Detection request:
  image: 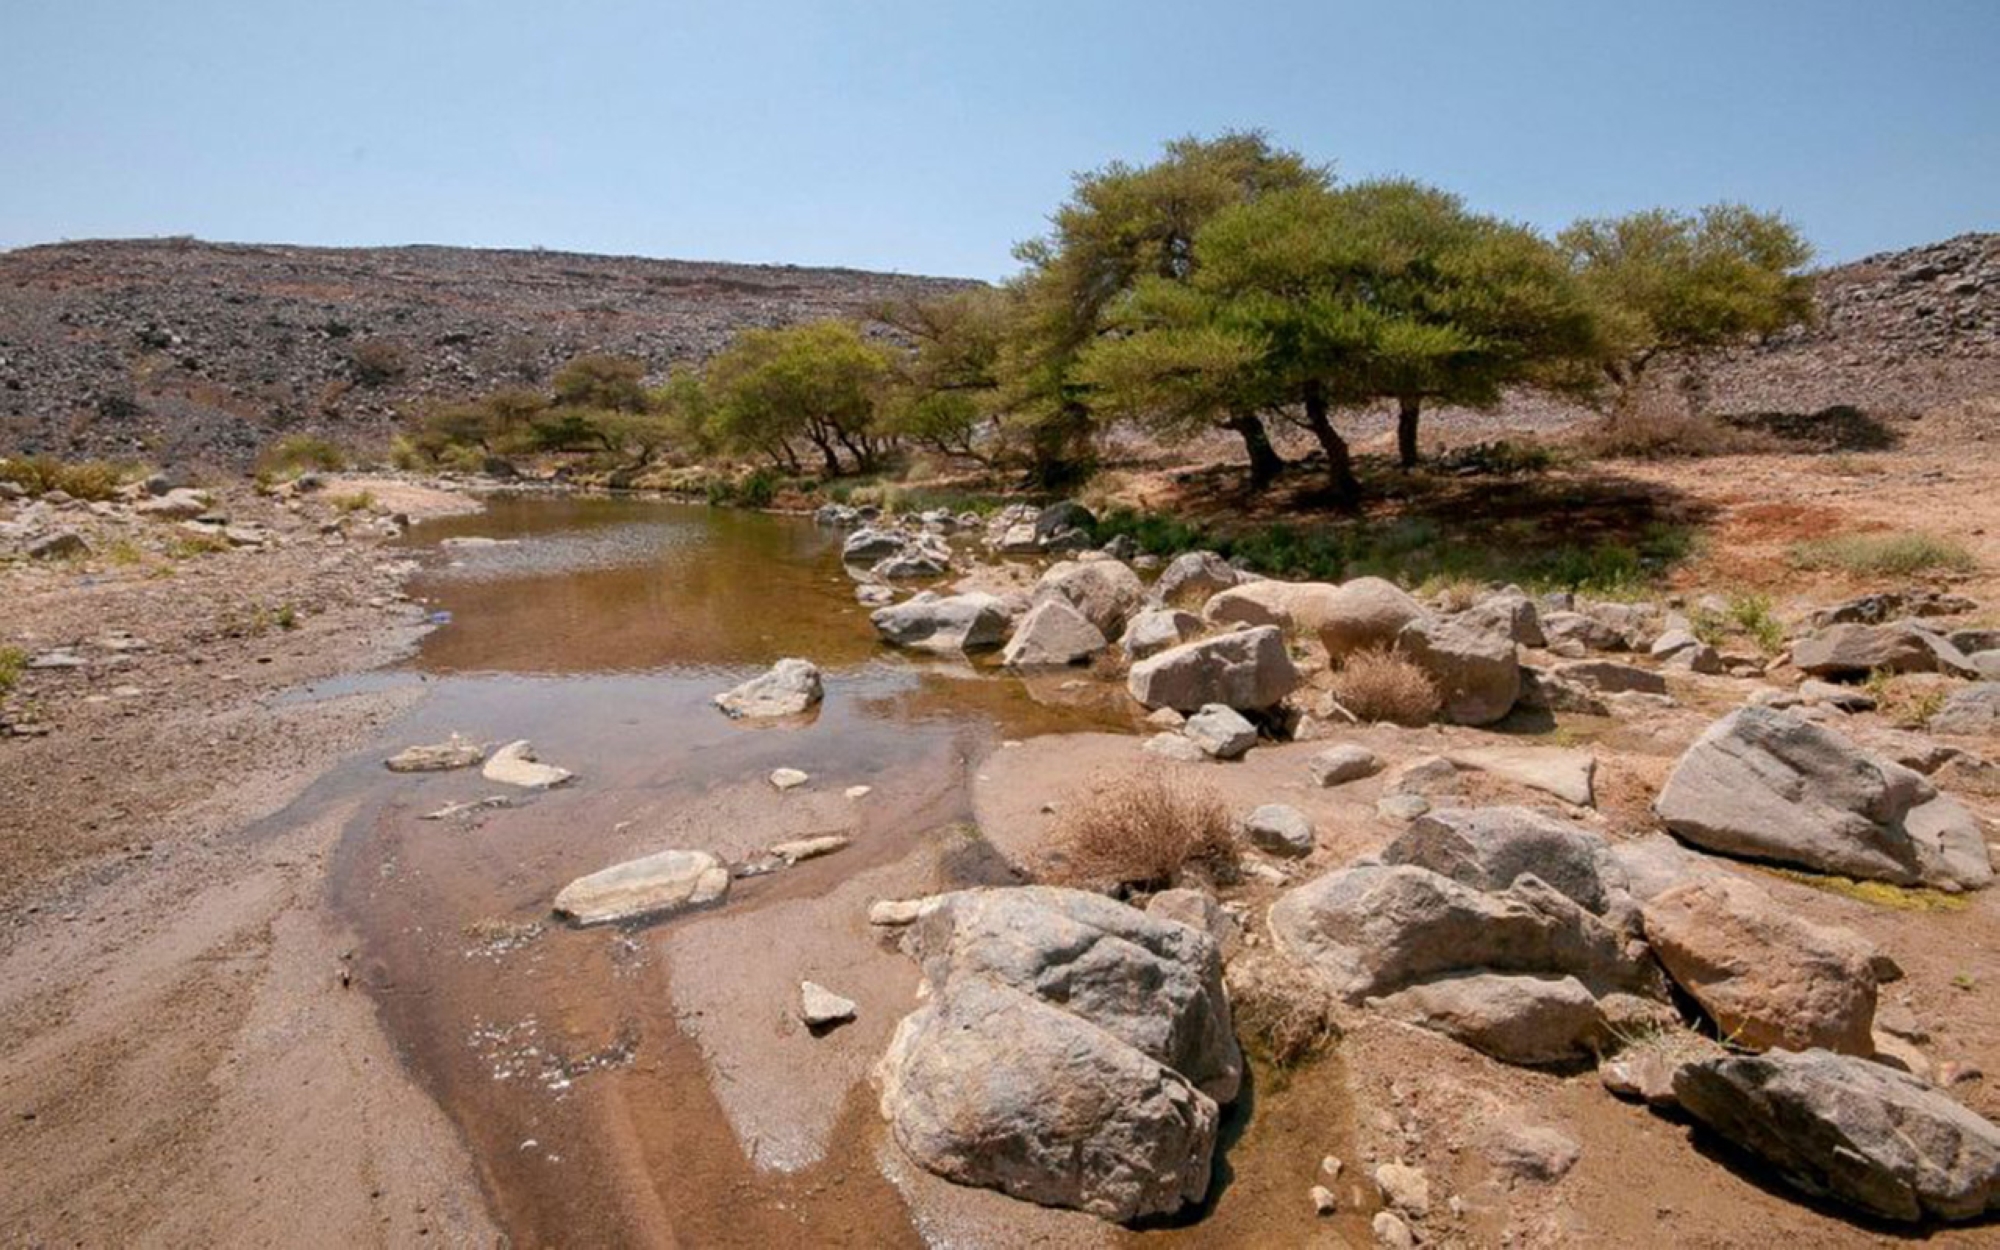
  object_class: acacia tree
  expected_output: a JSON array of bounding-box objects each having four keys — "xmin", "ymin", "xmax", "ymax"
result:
[
  {"xmin": 1001, "ymin": 131, "xmax": 1329, "ymax": 486},
  {"xmin": 875, "ymin": 285, "xmax": 1009, "ymax": 465},
  {"xmin": 1560, "ymin": 204, "xmax": 1813, "ymax": 415},
  {"xmin": 703, "ymin": 321, "xmax": 892, "ymax": 476}
]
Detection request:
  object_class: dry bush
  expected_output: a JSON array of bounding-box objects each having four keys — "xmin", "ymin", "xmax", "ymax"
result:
[
  {"xmin": 1329, "ymin": 647, "xmax": 1441, "ymax": 726},
  {"xmin": 1227, "ymin": 952, "xmax": 1342, "ymax": 1068},
  {"xmin": 1574, "ymin": 410, "xmax": 1777, "ymax": 460},
  {"xmin": 1040, "ymin": 769, "xmax": 1237, "ymax": 892}
]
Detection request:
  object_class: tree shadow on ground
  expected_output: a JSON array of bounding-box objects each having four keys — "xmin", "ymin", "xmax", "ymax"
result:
[
  {"xmin": 1126, "ymin": 450, "xmax": 1723, "ymax": 591},
  {"xmin": 1721, "ymin": 404, "xmax": 1904, "ymax": 452}
]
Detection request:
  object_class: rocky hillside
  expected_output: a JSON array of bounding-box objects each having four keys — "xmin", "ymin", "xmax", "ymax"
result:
[
  {"xmin": 1696, "ymin": 231, "xmax": 2000, "ymax": 422},
  {"xmin": 0, "ymin": 238, "xmax": 975, "ymax": 467}
]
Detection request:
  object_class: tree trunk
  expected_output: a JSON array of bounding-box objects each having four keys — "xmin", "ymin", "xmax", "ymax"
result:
[
  {"xmin": 1301, "ymin": 381, "xmax": 1360, "ymax": 510},
  {"xmin": 1224, "ymin": 414, "xmax": 1285, "ymax": 490},
  {"xmin": 805, "ymin": 421, "xmax": 842, "ymax": 477},
  {"xmin": 1397, "ymin": 394, "xmax": 1421, "ymax": 470}
]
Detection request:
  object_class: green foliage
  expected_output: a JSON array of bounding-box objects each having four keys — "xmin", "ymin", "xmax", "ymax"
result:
[
  {"xmin": 1562, "ymin": 204, "xmax": 1813, "ymax": 405},
  {"xmin": 330, "ymin": 490, "xmax": 376, "ymax": 514},
  {"xmin": 1788, "ymin": 532, "xmax": 1975, "ymax": 576},
  {"xmin": 552, "ymin": 354, "xmax": 648, "ymax": 412},
  {"xmin": 1694, "ymin": 593, "xmax": 1786, "ymax": 654},
  {"xmin": 256, "ymin": 434, "xmax": 347, "ymax": 480},
  {"xmin": 703, "ymin": 320, "xmax": 892, "ymax": 476},
  {"xmin": 876, "ymin": 286, "xmax": 1010, "ymax": 464},
  {"xmin": 0, "ymin": 645, "xmax": 25, "ymax": 695},
  {"xmin": 1091, "ymin": 506, "xmax": 1692, "ymax": 594},
  {"xmin": 0, "ymin": 455, "xmax": 129, "ymax": 501}
]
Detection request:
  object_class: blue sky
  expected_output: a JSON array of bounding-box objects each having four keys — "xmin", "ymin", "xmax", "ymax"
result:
[{"xmin": 2, "ymin": 1, "xmax": 1994, "ymax": 278}]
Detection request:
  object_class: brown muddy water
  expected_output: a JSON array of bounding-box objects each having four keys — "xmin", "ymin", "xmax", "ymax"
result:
[{"xmin": 269, "ymin": 497, "xmax": 1356, "ymax": 1248}]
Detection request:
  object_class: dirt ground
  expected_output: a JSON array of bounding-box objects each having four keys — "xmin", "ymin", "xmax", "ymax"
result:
[{"xmin": 4, "ymin": 436, "xmax": 2000, "ymax": 1245}]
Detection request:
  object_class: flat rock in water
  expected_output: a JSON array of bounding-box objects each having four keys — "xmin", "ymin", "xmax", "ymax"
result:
[
  {"xmin": 482, "ymin": 740, "xmax": 573, "ymax": 789},
  {"xmin": 1000, "ymin": 597, "xmax": 1106, "ymax": 668},
  {"xmin": 1447, "ymin": 746, "xmax": 1596, "ymax": 807},
  {"xmin": 385, "ymin": 734, "xmax": 486, "ymax": 773},
  {"xmin": 714, "ymin": 658, "xmax": 824, "ymax": 719},
  {"xmin": 800, "ymin": 980, "xmax": 858, "ymax": 1029},
  {"xmin": 554, "ymin": 848, "xmax": 730, "ymax": 926},
  {"xmin": 770, "ymin": 834, "xmax": 849, "ymax": 862},
  {"xmin": 769, "ymin": 768, "xmax": 810, "ymax": 791}
]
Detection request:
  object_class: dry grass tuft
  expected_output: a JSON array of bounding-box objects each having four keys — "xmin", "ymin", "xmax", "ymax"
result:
[
  {"xmin": 1227, "ymin": 952, "xmax": 1342, "ymax": 1069},
  {"xmin": 1789, "ymin": 531, "xmax": 1975, "ymax": 577},
  {"xmin": 1040, "ymin": 769, "xmax": 1237, "ymax": 892},
  {"xmin": 1575, "ymin": 411, "xmax": 1778, "ymax": 460},
  {"xmin": 1329, "ymin": 647, "xmax": 1441, "ymax": 726}
]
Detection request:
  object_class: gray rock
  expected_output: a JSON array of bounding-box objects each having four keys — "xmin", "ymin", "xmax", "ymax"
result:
[
  {"xmin": 871, "ymin": 592, "xmax": 1011, "ymax": 654},
  {"xmin": 1655, "ymin": 706, "xmax": 1993, "ymax": 890},
  {"xmin": 1127, "ymin": 625, "xmax": 1300, "ymax": 713},
  {"xmin": 1143, "ymin": 733, "xmax": 1209, "ymax": 763},
  {"xmin": 1553, "ymin": 659, "xmax": 1667, "ymax": 695},
  {"xmin": 1466, "ymin": 585, "xmax": 1546, "ymax": 648},
  {"xmin": 1372, "ymin": 972, "xmax": 1606, "ymax": 1065},
  {"xmin": 482, "ymin": 740, "xmax": 573, "ymax": 789},
  {"xmin": 1374, "ymin": 1161, "xmax": 1432, "ymax": 1217},
  {"xmin": 1244, "ymin": 804, "xmax": 1314, "ymax": 857},
  {"xmin": 1317, "ymin": 577, "xmax": 1425, "ymax": 660},
  {"xmin": 135, "ymin": 487, "xmax": 209, "ymax": 520},
  {"xmin": 1516, "ymin": 666, "xmax": 1611, "ymax": 716},
  {"xmin": 1119, "ymin": 608, "xmax": 1202, "ymax": 660},
  {"xmin": 1033, "ymin": 500, "xmax": 1096, "ymax": 543},
  {"xmin": 1793, "ymin": 622, "xmax": 1976, "ymax": 679},
  {"xmin": 1541, "ymin": 609, "xmax": 1629, "ymax": 652},
  {"xmin": 1674, "ymin": 1049, "xmax": 2000, "ymax": 1223},
  {"xmin": 1269, "ymin": 863, "xmax": 1657, "ymax": 1003},
  {"xmin": 27, "ymin": 531, "xmax": 88, "ymax": 560},
  {"xmin": 1483, "ymin": 1123, "xmax": 1582, "ymax": 1182},
  {"xmin": 1445, "ymin": 746, "xmax": 1596, "ymax": 807},
  {"xmin": 1810, "ymin": 590, "xmax": 1977, "ymax": 630},
  {"xmin": 841, "ymin": 527, "xmax": 908, "ymax": 565},
  {"xmin": 384, "ymin": 734, "xmax": 486, "ymax": 772},
  {"xmin": 554, "ymin": 848, "xmax": 730, "ymax": 925},
  {"xmin": 1931, "ymin": 682, "xmax": 2000, "ymax": 735},
  {"xmin": 1148, "ymin": 551, "xmax": 1248, "ymax": 608},
  {"xmin": 1184, "ymin": 704, "xmax": 1258, "ymax": 759},
  {"xmin": 1034, "ymin": 559, "xmax": 1146, "ymax": 637},
  {"xmin": 1383, "ymin": 806, "xmax": 1626, "ymax": 916},
  {"xmin": 1653, "ymin": 629, "xmax": 1724, "ymax": 673},
  {"xmin": 800, "ymin": 981, "xmax": 858, "ymax": 1029},
  {"xmin": 1309, "ymin": 744, "xmax": 1383, "ymax": 787},
  {"xmin": 877, "ymin": 887, "xmax": 1240, "ymax": 1221},
  {"xmin": 1001, "ymin": 598, "xmax": 1107, "ymax": 668},
  {"xmin": 713, "ymin": 658, "xmax": 824, "ymax": 719},
  {"xmin": 1395, "ymin": 613, "xmax": 1520, "ymax": 726},
  {"xmin": 1799, "ymin": 678, "xmax": 1876, "ymax": 712},
  {"xmin": 1144, "ymin": 888, "xmax": 1240, "ymax": 953},
  {"xmin": 1203, "ymin": 580, "xmax": 1340, "ymax": 633},
  {"xmin": 1642, "ymin": 874, "xmax": 1877, "ymax": 1054}
]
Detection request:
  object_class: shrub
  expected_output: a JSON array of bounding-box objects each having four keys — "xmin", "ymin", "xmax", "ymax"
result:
[
  {"xmin": 1574, "ymin": 410, "xmax": 1776, "ymax": 460},
  {"xmin": 256, "ymin": 434, "xmax": 347, "ymax": 481},
  {"xmin": 736, "ymin": 468, "xmax": 780, "ymax": 509},
  {"xmin": 1789, "ymin": 532, "xmax": 1975, "ymax": 577},
  {"xmin": 0, "ymin": 645, "xmax": 24, "ymax": 695},
  {"xmin": 349, "ymin": 338, "xmax": 411, "ymax": 387},
  {"xmin": 0, "ymin": 455, "xmax": 128, "ymax": 501},
  {"xmin": 1864, "ymin": 670, "xmax": 1952, "ymax": 729},
  {"xmin": 388, "ymin": 435, "xmax": 426, "ymax": 471},
  {"xmin": 1040, "ymin": 770, "xmax": 1238, "ymax": 892},
  {"xmin": 1328, "ymin": 647, "xmax": 1441, "ymax": 725},
  {"xmin": 1227, "ymin": 953, "xmax": 1342, "ymax": 1068},
  {"xmin": 1728, "ymin": 593, "xmax": 1785, "ymax": 653},
  {"xmin": 330, "ymin": 491, "xmax": 376, "ymax": 514}
]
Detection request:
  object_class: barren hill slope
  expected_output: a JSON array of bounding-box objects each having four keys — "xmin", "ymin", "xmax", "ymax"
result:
[{"xmin": 0, "ymin": 238, "xmax": 976, "ymax": 467}]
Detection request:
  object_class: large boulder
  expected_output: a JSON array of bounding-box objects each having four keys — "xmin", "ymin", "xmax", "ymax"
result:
[
  {"xmin": 878, "ymin": 977, "xmax": 1218, "ymax": 1223},
  {"xmin": 713, "ymin": 658, "xmax": 824, "ymax": 719},
  {"xmin": 1000, "ymin": 598, "xmax": 1106, "ymax": 669},
  {"xmin": 1394, "ymin": 614, "xmax": 1521, "ymax": 726},
  {"xmin": 1033, "ymin": 500, "xmax": 1096, "ymax": 544},
  {"xmin": 1382, "ymin": 807, "xmax": 1626, "ymax": 917},
  {"xmin": 1148, "ymin": 551, "xmax": 1249, "ymax": 609},
  {"xmin": 1315, "ymin": 577, "xmax": 1425, "ymax": 660},
  {"xmin": 1462, "ymin": 587, "xmax": 1546, "ymax": 648},
  {"xmin": 1034, "ymin": 559, "xmax": 1147, "ymax": 637},
  {"xmin": 877, "ymin": 887, "xmax": 1240, "ymax": 1222},
  {"xmin": 1792, "ymin": 622, "xmax": 1977, "ymax": 680},
  {"xmin": 1674, "ymin": 1049, "xmax": 2000, "ymax": 1223},
  {"xmin": 1119, "ymin": 608, "xmax": 1202, "ymax": 660},
  {"xmin": 871, "ymin": 592, "xmax": 1011, "ymax": 655},
  {"xmin": 1127, "ymin": 625, "xmax": 1300, "ymax": 713},
  {"xmin": 1371, "ymin": 973, "xmax": 1607, "ymax": 1066},
  {"xmin": 1641, "ymin": 875, "xmax": 1878, "ymax": 1054},
  {"xmin": 842, "ymin": 527, "xmax": 909, "ymax": 566},
  {"xmin": 1202, "ymin": 580, "xmax": 1341, "ymax": 634},
  {"xmin": 1268, "ymin": 863, "xmax": 1656, "ymax": 1004},
  {"xmin": 1655, "ymin": 706, "xmax": 1993, "ymax": 890}
]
